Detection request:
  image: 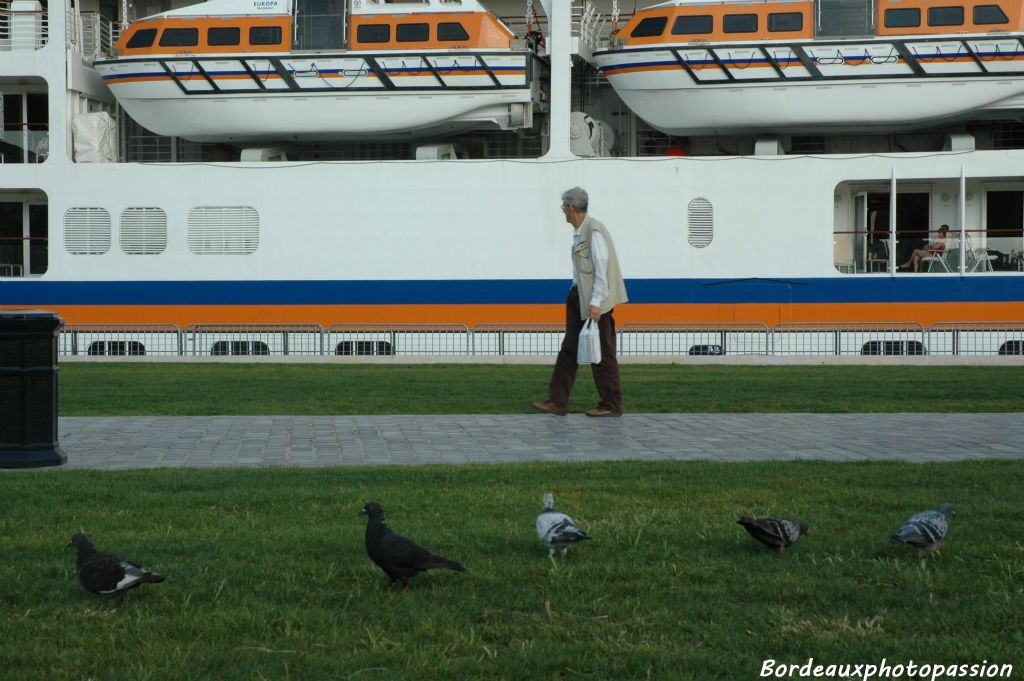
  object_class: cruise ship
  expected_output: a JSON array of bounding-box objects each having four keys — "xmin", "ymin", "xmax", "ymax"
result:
[{"xmin": 1, "ymin": 0, "xmax": 1023, "ymax": 356}]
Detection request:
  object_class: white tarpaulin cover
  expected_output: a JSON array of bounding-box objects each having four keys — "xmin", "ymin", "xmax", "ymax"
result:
[{"xmin": 72, "ymin": 112, "xmax": 117, "ymax": 163}]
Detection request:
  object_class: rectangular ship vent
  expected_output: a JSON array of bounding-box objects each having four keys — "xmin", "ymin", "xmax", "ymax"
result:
[
  {"xmin": 64, "ymin": 208, "xmax": 112, "ymax": 255},
  {"xmin": 187, "ymin": 207, "xmax": 259, "ymax": 255},
  {"xmin": 120, "ymin": 207, "xmax": 168, "ymax": 255}
]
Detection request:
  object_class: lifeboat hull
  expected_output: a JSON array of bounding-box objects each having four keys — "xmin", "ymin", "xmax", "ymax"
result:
[
  {"xmin": 595, "ymin": 36, "xmax": 1024, "ymax": 134},
  {"xmin": 94, "ymin": 51, "xmax": 539, "ymax": 142}
]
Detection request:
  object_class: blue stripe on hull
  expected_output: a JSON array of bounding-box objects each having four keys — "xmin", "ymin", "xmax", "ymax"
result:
[{"xmin": 1, "ymin": 277, "xmax": 1021, "ymax": 305}]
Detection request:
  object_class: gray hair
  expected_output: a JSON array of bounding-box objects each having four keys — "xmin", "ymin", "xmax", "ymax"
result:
[{"xmin": 561, "ymin": 187, "xmax": 589, "ymax": 212}]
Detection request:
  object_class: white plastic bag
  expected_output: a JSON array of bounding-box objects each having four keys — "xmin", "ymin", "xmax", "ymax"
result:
[{"xmin": 577, "ymin": 319, "xmax": 602, "ymax": 365}]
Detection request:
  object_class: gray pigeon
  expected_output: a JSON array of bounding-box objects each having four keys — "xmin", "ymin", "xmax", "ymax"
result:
[
  {"xmin": 68, "ymin": 533, "xmax": 165, "ymax": 603},
  {"xmin": 738, "ymin": 517, "xmax": 809, "ymax": 555},
  {"xmin": 535, "ymin": 492, "xmax": 590, "ymax": 559},
  {"xmin": 889, "ymin": 503, "xmax": 955, "ymax": 554}
]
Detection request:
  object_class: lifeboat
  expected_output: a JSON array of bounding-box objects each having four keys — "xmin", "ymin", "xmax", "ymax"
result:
[
  {"xmin": 93, "ymin": 0, "xmax": 543, "ymax": 143},
  {"xmin": 593, "ymin": 0, "xmax": 1024, "ymax": 134}
]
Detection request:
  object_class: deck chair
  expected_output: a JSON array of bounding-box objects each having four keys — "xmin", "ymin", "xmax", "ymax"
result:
[
  {"xmin": 924, "ymin": 240, "xmax": 957, "ymax": 272},
  {"xmin": 965, "ymin": 234, "xmax": 997, "ymax": 272}
]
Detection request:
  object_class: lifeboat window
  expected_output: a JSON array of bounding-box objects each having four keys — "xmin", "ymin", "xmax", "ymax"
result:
[
  {"xmin": 208, "ymin": 27, "xmax": 241, "ymax": 46},
  {"xmin": 397, "ymin": 23, "xmax": 430, "ymax": 42},
  {"xmin": 630, "ymin": 16, "xmax": 668, "ymax": 38},
  {"xmin": 357, "ymin": 24, "xmax": 392, "ymax": 43},
  {"xmin": 974, "ymin": 4, "xmax": 1009, "ymax": 24},
  {"xmin": 438, "ymin": 22, "xmax": 469, "ymax": 41},
  {"xmin": 671, "ymin": 15, "xmax": 713, "ymax": 35},
  {"xmin": 125, "ymin": 28, "xmax": 157, "ymax": 49},
  {"xmin": 884, "ymin": 8, "xmax": 921, "ymax": 28},
  {"xmin": 723, "ymin": 14, "xmax": 758, "ymax": 33},
  {"xmin": 158, "ymin": 28, "xmax": 199, "ymax": 47},
  {"xmin": 250, "ymin": 26, "xmax": 283, "ymax": 45},
  {"xmin": 927, "ymin": 6, "xmax": 964, "ymax": 26},
  {"xmin": 768, "ymin": 12, "xmax": 803, "ymax": 32}
]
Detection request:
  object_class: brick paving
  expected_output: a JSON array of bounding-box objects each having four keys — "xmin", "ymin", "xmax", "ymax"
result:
[{"xmin": 12, "ymin": 413, "xmax": 1020, "ymax": 470}]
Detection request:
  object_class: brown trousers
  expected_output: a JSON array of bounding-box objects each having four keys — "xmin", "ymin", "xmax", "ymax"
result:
[{"xmin": 547, "ymin": 287, "xmax": 622, "ymax": 412}]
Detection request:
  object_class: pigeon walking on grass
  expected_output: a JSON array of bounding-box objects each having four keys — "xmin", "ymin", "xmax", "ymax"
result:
[
  {"xmin": 361, "ymin": 502, "xmax": 465, "ymax": 591},
  {"xmin": 737, "ymin": 517, "xmax": 809, "ymax": 555},
  {"xmin": 889, "ymin": 503, "xmax": 955, "ymax": 555},
  {"xmin": 68, "ymin": 533, "xmax": 165, "ymax": 603},
  {"xmin": 536, "ymin": 492, "xmax": 590, "ymax": 559}
]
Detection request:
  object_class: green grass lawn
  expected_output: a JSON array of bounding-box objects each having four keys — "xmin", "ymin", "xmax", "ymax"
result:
[
  {"xmin": 2, "ymin": 461, "xmax": 1022, "ymax": 680},
  {"xmin": 59, "ymin": 364, "xmax": 1024, "ymax": 415}
]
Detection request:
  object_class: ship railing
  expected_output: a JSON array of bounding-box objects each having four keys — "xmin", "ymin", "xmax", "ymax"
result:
[
  {"xmin": 77, "ymin": 11, "xmax": 119, "ymax": 61},
  {"xmin": 573, "ymin": 0, "xmax": 607, "ymax": 55},
  {"xmin": 0, "ymin": 4, "xmax": 47, "ymax": 51},
  {"xmin": 469, "ymin": 323, "xmax": 565, "ymax": 355},
  {"xmin": 772, "ymin": 322, "xmax": 928, "ymax": 356},
  {"xmin": 59, "ymin": 324, "xmax": 183, "ymax": 357},
  {"xmin": 184, "ymin": 323, "xmax": 326, "ymax": 356},
  {"xmin": 926, "ymin": 322, "xmax": 1024, "ymax": 356},
  {"xmin": 619, "ymin": 322, "xmax": 771, "ymax": 356},
  {"xmin": 326, "ymin": 324, "xmax": 471, "ymax": 357}
]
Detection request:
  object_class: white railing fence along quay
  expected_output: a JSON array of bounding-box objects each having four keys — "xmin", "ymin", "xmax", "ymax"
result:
[{"xmin": 56, "ymin": 322, "xmax": 1024, "ymax": 358}]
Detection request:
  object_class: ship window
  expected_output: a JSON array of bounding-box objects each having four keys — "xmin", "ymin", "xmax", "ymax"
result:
[
  {"xmin": 126, "ymin": 28, "xmax": 157, "ymax": 48},
  {"xmin": 397, "ymin": 23, "xmax": 429, "ymax": 42},
  {"xmin": 884, "ymin": 8, "xmax": 921, "ymax": 27},
  {"xmin": 671, "ymin": 15, "xmax": 713, "ymax": 35},
  {"xmin": 64, "ymin": 208, "xmax": 111, "ymax": 255},
  {"xmin": 249, "ymin": 26, "xmax": 283, "ymax": 45},
  {"xmin": 120, "ymin": 207, "xmax": 167, "ymax": 255},
  {"xmin": 974, "ymin": 4, "xmax": 1009, "ymax": 24},
  {"xmin": 357, "ymin": 24, "xmax": 391, "ymax": 43},
  {"xmin": 687, "ymin": 198, "xmax": 713, "ymax": 248},
  {"xmin": 88, "ymin": 341, "xmax": 146, "ymax": 356},
  {"xmin": 158, "ymin": 28, "xmax": 199, "ymax": 47},
  {"xmin": 768, "ymin": 12, "xmax": 803, "ymax": 32},
  {"xmin": 438, "ymin": 22, "xmax": 469, "ymax": 41},
  {"xmin": 723, "ymin": 14, "xmax": 758, "ymax": 33},
  {"xmin": 336, "ymin": 341, "xmax": 394, "ymax": 356},
  {"xmin": 630, "ymin": 16, "xmax": 668, "ymax": 38},
  {"xmin": 928, "ymin": 6, "xmax": 964, "ymax": 26},
  {"xmin": 211, "ymin": 341, "xmax": 270, "ymax": 356},
  {"xmin": 208, "ymin": 27, "xmax": 240, "ymax": 46},
  {"xmin": 187, "ymin": 207, "xmax": 259, "ymax": 255}
]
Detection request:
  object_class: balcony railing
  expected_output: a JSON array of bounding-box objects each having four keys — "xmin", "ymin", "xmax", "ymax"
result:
[{"xmin": 0, "ymin": 6, "xmax": 48, "ymax": 51}]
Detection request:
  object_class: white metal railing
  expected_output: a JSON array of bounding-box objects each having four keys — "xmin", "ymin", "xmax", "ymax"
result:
[
  {"xmin": 54, "ymin": 322, "xmax": 1024, "ymax": 357},
  {"xmin": 772, "ymin": 322, "xmax": 927, "ymax": 356},
  {"xmin": 78, "ymin": 11, "xmax": 119, "ymax": 59},
  {"xmin": 1, "ymin": 6, "xmax": 47, "ymax": 51},
  {"xmin": 327, "ymin": 324, "xmax": 471, "ymax": 356},
  {"xmin": 60, "ymin": 324, "xmax": 183, "ymax": 356},
  {"xmin": 619, "ymin": 322, "xmax": 770, "ymax": 356}
]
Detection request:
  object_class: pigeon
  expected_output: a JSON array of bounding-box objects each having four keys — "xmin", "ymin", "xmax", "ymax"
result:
[
  {"xmin": 889, "ymin": 503, "xmax": 955, "ymax": 554},
  {"xmin": 737, "ymin": 517, "xmax": 809, "ymax": 555},
  {"xmin": 68, "ymin": 533, "xmax": 165, "ymax": 603},
  {"xmin": 536, "ymin": 492, "xmax": 590, "ymax": 559},
  {"xmin": 360, "ymin": 502, "xmax": 465, "ymax": 591}
]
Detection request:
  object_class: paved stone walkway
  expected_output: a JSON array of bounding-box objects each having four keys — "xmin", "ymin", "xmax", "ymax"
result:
[{"xmin": 12, "ymin": 413, "xmax": 1019, "ymax": 470}]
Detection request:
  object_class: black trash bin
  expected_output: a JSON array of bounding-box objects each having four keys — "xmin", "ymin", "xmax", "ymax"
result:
[{"xmin": 0, "ymin": 310, "xmax": 66, "ymax": 468}]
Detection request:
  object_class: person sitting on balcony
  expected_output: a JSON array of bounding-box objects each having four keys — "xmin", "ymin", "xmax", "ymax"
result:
[{"xmin": 900, "ymin": 224, "xmax": 950, "ymax": 272}]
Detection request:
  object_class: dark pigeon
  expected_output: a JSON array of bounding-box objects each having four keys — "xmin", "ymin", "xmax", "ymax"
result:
[
  {"xmin": 361, "ymin": 502, "xmax": 465, "ymax": 591},
  {"xmin": 889, "ymin": 503, "xmax": 955, "ymax": 554},
  {"xmin": 738, "ymin": 517, "xmax": 809, "ymax": 555},
  {"xmin": 536, "ymin": 492, "xmax": 590, "ymax": 559},
  {"xmin": 68, "ymin": 533, "xmax": 165, "ymax": 603}
]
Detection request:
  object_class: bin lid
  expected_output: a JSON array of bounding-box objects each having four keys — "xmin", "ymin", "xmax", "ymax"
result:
[{"xmin": 0, "ymin": 310, "xmax": 64, "ymax": 330}]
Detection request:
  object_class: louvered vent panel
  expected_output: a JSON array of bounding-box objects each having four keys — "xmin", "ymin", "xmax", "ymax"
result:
[
  {"xmin": 64, "ymin": 208, "xmax": 112, "ymax": 255},
  {"xmin": 120, "ymin": 207, "xmax": 167, "ymax": 255},
  {"xmin": 687, "ymin": 198, "xmax": 713, "ymax": 248},
  {"xmin": 187, "ymin": 207, "xmax": 259, "ymax": 255}
]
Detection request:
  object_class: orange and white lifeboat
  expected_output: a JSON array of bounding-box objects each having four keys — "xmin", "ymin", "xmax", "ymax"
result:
[
  {"xmin": 593, "ymin": 0, "xmax": 1024, "ymax": 134},
  {"xmin": 93, "ymin": 0, "xmax": 542, "ymax": 142}
]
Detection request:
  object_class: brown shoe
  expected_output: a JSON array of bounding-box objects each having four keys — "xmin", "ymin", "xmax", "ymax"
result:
[
  {"xmin": 586, "ymin": 408, "xmax": 622, "ymax": 418},
  {"xmin": 532, "ymin": 401, "xmax": 568, "ymax": 416}
]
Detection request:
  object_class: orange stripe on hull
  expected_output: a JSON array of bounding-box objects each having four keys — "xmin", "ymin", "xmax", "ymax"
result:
[{"xmin": 21, "ymin": 302, "xmax": 1024, "ymax": 329}]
